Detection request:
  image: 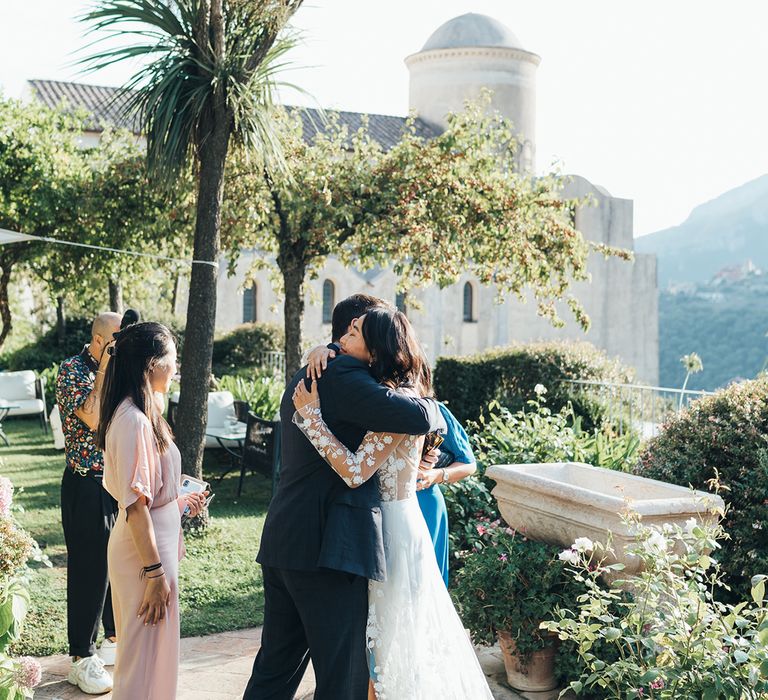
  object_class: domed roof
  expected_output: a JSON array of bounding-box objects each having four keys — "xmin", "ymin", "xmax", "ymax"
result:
[{"xmin": 421, "ymin": 13, "xmax": 523, "ymax": 51}]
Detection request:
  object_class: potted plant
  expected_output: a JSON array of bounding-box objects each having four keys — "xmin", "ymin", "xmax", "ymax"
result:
[{"xmin": 452, "ymin": 519, "xmax": 581, "ymax": 692}]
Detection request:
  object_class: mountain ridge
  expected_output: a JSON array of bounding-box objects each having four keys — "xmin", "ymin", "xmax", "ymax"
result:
[{"xmin": 636, "ymin": 174, "xmax": 768, "ymax": 287}]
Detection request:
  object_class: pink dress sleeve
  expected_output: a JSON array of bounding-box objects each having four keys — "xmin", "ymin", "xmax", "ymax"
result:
[{"xmin": 107, "ymin": 408, "xmax": 162, "ymax": 509}]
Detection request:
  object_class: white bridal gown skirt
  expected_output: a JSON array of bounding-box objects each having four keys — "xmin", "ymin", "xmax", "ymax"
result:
[{"xmin": 366, "ymin": 498, "xmax": 494, "ymax": 700}]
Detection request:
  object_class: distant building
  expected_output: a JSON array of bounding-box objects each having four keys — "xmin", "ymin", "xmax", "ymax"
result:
[
  {"xmin": 30, "ymin": 13, "xmax": 659, "ymax": 381},
  {"xmin": 218, "ymin": 13, "xmax": 658, "ymax": 380},
  {"xmin": 712, "ymin": 259, "xmax": 761, "ymax": 284},
  {"xmin": 27, "ymin": 79, "xmax": 139, "ymax": 148}
]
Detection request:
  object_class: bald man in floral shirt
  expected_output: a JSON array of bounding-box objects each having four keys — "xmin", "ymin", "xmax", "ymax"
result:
[{"xmin": 56, "ymin": 312, "xmax": 121, "ymax": 695}]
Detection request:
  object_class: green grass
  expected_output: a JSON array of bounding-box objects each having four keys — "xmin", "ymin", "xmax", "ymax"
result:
[{"xmin": 1, "ymin": 418, "xmax": 271, "ymax": 656}]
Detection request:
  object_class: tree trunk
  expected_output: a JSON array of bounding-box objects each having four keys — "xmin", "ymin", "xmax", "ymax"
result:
[
  {"xmin": 56, "ymin": 296, "xmax": 66, "ymax": 346},
  {"xmin": 0, "ymin": 254, "xmax": 14, "ymax": 351},
  {"xmin": 171, "ymin": 271, "xmax": 182, "ymax": 317},
  {"xmin": 176, "ymin": 120, "xmax": 231, "ymax": 479},
  {"xmin": 281, "ymin": 256, "xmax": 306, "ymax": 382},
  {"xmin": 268, "ymin": 174, "xmax": 306, "ymax": 382},
  {"xmin": 108, "ymin": 279, "xmax": 123, "ymax": 314}
]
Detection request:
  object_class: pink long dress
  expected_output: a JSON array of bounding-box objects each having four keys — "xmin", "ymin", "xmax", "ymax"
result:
[{"xmin": 103, "ymin": 399, "xmax": 184, "ymax": 700}]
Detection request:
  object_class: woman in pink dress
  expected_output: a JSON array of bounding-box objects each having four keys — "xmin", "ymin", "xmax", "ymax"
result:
[{"xmin": 96, "ymin": 322, "xmax": 207, "ymax": 699}]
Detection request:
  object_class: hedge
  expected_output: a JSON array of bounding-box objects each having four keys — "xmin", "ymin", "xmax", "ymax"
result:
[
  {"xmin": 211, "ymin": 323, "xmax": 283, "ymax": 376},
  {"xmin": 633, "ymin": 376, "xmax": 768, "ymax": 599},
  {"xmin": 0, "ymin": 318, "xmax": 92, "ymax": 372},
  {"xmin": 0, "ymin": 317, "xmax": 187, "ymax": 374},
  {"xmin": 433, "ymin": 341, "xmax": 634, "ymax": 428}
]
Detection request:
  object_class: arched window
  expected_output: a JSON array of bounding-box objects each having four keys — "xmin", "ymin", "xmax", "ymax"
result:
[
  {"xmin": 463, "ymin": 282, "xmax": 475, "ymax": 323},
  {"xmin": 395, "ymin": 291, "xmax": 407, "ymax": 315},
  {"xmin": 568, "ymin": 203, "xmax": 578, "ymax": 229},
  {"xmin": 242, "ymin": 284, "xmax": 257, "ymax": 323},
  {"xmin": 322, "ymin": 279, "xmax": 335, "ymax": 324}
]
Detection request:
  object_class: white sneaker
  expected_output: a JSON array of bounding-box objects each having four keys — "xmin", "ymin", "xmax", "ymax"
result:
[
  {"xmin": 67, "ymin": 655, "xmax": 113, "ymax": 694},
  {"xmin": 97, "ymin": 638, "xmax": 117, "ymax": 666}
]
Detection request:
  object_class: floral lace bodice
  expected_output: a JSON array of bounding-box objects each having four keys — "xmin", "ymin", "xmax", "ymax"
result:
[{"xmin": 293, "ymin": 400, "xmax": 424, "ymax": 502}]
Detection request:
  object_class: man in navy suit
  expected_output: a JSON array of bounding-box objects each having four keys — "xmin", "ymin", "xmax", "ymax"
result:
[{"xmin": 244, "ymin": 295, "xmax": 445, "ymax": 700}]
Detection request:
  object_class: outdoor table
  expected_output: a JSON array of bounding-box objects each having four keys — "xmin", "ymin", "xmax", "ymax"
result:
[
  {"xmin": 205, "ymin": 422, "xmax": 248, "ymax": 496},
  {"xmin": 0, "ymin": 402, "xmax": 20, "ymax": 447}
]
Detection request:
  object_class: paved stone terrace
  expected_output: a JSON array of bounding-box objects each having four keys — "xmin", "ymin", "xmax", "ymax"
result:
[{"xmin": 34, "ymin": 627, "xmax": 546, "ymax": 699}]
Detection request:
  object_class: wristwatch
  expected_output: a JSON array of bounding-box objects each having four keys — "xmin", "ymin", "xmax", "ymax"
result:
[{"xmin": 441, "ymin": 468, "xmax": 449, "ymax": 484}]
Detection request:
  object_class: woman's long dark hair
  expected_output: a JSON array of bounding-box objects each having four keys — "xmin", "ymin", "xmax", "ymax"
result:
[
  {"xmin": 360, "ymin": 306, "xmax": 432, "ymax": 395},
  {"xmin": 96, "ymin": 322, "xmax": 175, "ymax": 453}
]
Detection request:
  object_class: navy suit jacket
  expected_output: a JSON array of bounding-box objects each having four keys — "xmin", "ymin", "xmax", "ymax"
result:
[{"xmin": 256, "ymin": 355, "xmax": 445, "ymax": 581}]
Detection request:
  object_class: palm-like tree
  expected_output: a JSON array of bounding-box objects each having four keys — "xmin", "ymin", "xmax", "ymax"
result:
[{"xmin": 82, "ymin": 0, "xmax": 303, "ymax": 477}]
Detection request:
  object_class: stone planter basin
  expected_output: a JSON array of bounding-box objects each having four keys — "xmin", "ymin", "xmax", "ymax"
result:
[{"xmin": 486, "ymin": 462, "xmax": 724, "ymax": 576}]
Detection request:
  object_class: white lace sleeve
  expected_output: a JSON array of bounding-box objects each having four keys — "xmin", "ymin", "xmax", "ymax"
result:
[{"xmin": 293, "ymin": 400, "xmax": 406, "ymax": 487}]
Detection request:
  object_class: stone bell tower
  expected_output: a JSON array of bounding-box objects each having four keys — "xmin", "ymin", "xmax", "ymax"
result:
[{"xmin": 405, "ymin": 13, "xmax": 540, "ymax": 171}]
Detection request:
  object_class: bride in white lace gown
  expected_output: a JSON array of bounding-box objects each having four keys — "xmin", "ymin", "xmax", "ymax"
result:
[{"xmin": 292, "ymin": 308, "xmax": 493, "ymax": 700}]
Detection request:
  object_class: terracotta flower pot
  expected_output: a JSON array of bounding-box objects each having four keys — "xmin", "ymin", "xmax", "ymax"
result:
[{"xmin": 497, "ymin": 630, "xmax": 557, "ymax": 692}]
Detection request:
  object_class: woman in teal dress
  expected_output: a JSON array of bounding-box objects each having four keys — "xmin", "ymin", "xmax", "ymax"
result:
[{"xmin": 416, "ymin": 403, "xmax": 477, "ymax": 587}]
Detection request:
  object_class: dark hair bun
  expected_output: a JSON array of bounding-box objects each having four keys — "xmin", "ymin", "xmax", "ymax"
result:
[{"xmin": 120, "ymin": 309, "xmax": 141, "ymax": 329}]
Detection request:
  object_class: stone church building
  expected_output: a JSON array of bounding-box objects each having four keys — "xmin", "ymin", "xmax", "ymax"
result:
[
  {"xmin": 30, "ymin": 13, "xmax": 658, "ymax": 381},
  {"xmin": 217, "ymin": 13, "xmax": 659, "ymax": 381}
]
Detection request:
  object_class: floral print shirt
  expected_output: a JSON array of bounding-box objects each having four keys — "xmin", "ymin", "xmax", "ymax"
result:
[{"xmin": 56, "ymin": 347, "xmax": 103, "ymax": 476}]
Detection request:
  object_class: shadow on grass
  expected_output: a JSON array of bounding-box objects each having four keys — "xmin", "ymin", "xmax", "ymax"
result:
[
  {"xmin": 201, "ymin": 450, "xmax": 273, "ymax": 519},
  {"xmin": 181, "ymin": 583, "xmax": 266, "ymax": 638},
  {"xmin": 4, "ymin": 418, "xmax": 274, "ymax": 656},
  {"xmin": 12, "ymin": 482, "xmax": 63, "ymax": 513},
  {"xmin": 25, "ymin": 522, "xmax": 66, "ymax": 552}
]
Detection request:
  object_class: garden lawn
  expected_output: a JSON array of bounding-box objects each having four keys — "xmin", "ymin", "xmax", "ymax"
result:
[{"xmin": 1, "ymin": 418, "xmax": 271, "ymax": 656}]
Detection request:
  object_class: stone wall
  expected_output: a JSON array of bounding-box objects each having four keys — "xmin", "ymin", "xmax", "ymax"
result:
[{"xmin": 215, "ymin": 175, "xmax": 659, "ymax": 383}]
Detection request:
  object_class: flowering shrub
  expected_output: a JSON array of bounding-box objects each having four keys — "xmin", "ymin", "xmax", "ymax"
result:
[
  {"xmin": 0, "ymin": 478, "xmax": 12, "ymax": 519},
  {"xmin": 471, "ymin": 388, "xmax": 640, "ymax": 476},
  {"xmin": 10, "ymin": 658, "xmax": 42, "ymax": 695},
  {"xmin": 442, "ymin": 476, "xmax": 497, "ymax": 559},
  {"xmin": 0, "ymin": 472, "xmax": 46, "ymax": 699},
  {"xmin": 451, "ymin": 519, "xmax": 584, "ymax": 662},
  {"xmin": 0, "ymin": 519, "xmax": 33, "ymax": 579},
  {"xmin": 634, "ymin": 376, "xmax": 768, "ymax": 599},
  {"xmin": 542, "ymin": 511, "xmax": 768, "ymax": 699}
]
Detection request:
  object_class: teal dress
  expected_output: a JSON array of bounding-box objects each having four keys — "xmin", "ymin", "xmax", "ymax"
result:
[{"xmin": 416, "ymin": 404, "xmax": 475, "ymax": 587}]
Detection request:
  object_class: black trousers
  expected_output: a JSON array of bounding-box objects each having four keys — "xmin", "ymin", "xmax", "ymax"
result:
[
  {"xmin": 60, "ymin": 467, "xmax": 118, "ymax": 658},
  {"xmin": 243, "ymin": 566, "xmax": 369, "ymax": 700}
]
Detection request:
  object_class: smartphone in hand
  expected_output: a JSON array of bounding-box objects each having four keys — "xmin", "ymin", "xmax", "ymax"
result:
[{"xmin": 180, "ymin": 475, "xmax": 210, "ymax": 517}]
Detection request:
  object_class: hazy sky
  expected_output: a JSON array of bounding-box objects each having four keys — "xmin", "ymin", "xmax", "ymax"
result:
[{"xmin": 2, "ymin": 0, "xmax": 767, "ymax": 236}]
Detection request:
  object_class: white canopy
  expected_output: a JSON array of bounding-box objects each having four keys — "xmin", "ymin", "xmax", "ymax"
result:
[{"xmin": 0, "ymin": 229, "xmax": 35, "ymax": 245}]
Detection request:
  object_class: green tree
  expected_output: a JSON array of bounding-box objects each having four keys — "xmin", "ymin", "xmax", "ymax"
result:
[
  {"xmin": 224, "ymin": 100, "xmax": 631, "ymax": 379},
  {"xmin": 23, "ymin": 130, "xmax": 194, "ymax": 343},
  {"xmin": 82, "ymin": 0, "xmax": 303, "ymax": 476},
  {"xmin": 0, "ymin": 97, "xmax": 85, "ymax": 349},
  {"xmin": 69, "ymin": 131, "xmax": 193, "ymax": 315}
]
